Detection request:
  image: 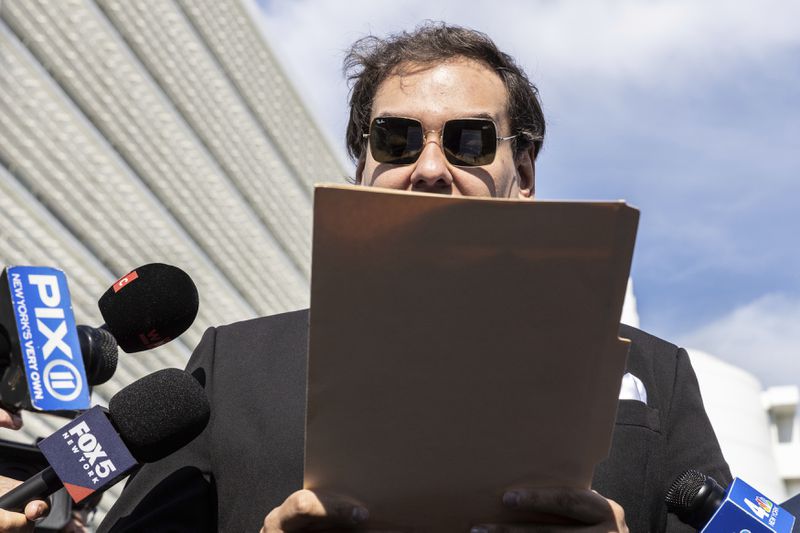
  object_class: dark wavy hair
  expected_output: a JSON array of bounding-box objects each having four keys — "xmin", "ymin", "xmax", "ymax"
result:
[{"xmin": 344, "ymin": 22, "xmax": 545, "ymax": 163}]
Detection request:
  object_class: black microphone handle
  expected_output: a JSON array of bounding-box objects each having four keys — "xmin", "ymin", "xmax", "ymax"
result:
[
  {"xmin": 0, "ymin": 330, "xmax": 9, "ymax": 365},
  {"xmin": 0, "ymin": 466, "xmax": 61, "ymax": 512}
]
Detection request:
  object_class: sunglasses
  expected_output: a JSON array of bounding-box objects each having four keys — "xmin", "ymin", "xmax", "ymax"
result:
[{"xmin": 363, "ymin": 116, "xmax": 517, "ymax": 167}]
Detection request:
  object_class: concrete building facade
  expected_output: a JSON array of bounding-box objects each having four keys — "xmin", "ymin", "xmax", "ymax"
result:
[{"xmin": 1, "ymin": 0, "xmax": 343, "ymax": 519}]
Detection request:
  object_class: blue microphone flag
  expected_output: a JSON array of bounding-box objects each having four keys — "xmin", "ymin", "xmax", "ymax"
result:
[
  {"xmin": 38, "ymin": 406, "xmax": 137, "ymax": 502},
  {"xmin": 703, "ymin": 478, "xmax": 795, "ymax": 532},
  {"xmin": 1, "ymin": 266, "xmax": 90, "ymax": 410}
]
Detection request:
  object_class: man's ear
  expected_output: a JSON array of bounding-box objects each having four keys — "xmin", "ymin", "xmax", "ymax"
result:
[
  {"xmin": 515, "ymin": 145, "xmax": 536, "ymax": 198},
  {"xmin": 355, "ymin": 156, "xmax": 366, "ymax": 185}
]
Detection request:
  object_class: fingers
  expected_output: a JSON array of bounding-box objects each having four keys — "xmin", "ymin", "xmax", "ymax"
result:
[
  {"xmin": 22, "ymin": 499, "xmax": 48, "ymax": 523},
  {"xmin": 471, "ymin": 524, "xmax": 608, "ymax": 533},
  {"xmin": 0, "ymin": 409, "xmax": 22, "ymax": 430},
  {"xmin": 0, "ymin": 477, "xmax": 48, "ymax": 532},
  {"xmin": 259, "ymin": 487, "xmax": 624, "ymax": 533},
  {"xmin": 0, "ymin": 510, "xmax": 34, "ymax": 533},
  {"xmin": 502, "ymin": 487, "xmax": 613, "ymax": 524},
  {"xmin": 472, "ymin": 524, "xmax": 601, "ymax": 533},
  {"xmin": 471, "ymin": 526, "xmax": 537, "ymax": 533},
  {"xmin": 262, "ymin": 489, "xmax": 368, "ymax": 532}
]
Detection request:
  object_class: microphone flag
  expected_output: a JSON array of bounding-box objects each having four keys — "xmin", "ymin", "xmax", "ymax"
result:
[
  {"xmin": 1, "ymin": 266, "xmax": 90, "ymax": 411},
  {"xmin": 37, "ymin": 406, "xmax": 137, "ymax": 503},
  {"xmin": 703, "ymin": 478, "xmax": 795, "ymax": 532}
]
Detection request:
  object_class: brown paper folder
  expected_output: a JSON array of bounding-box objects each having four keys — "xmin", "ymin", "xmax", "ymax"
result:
[{"xmin": 305, "ymin": 184, "xmax": 639, "ymax": 531}]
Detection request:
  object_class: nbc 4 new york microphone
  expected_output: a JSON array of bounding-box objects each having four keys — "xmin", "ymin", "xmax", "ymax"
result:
[
  {"xmin": 666, "ymin": 469, "xmax": 796, "ymax": 532},
  {"xmin": 1, "ymin": 262, "xmax": 199, "ymax": 413},
  {"xmin": 0, "ymin": 367, "xmax": 209, "ymax": 510}
]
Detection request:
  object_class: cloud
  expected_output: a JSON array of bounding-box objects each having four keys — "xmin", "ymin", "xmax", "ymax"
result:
[
  {"xmin": 681, "ymin": 293, "xmax": 800, "ymax": 388},
  {"xmin": 252, "ymin": 0, "xmax": 800, "ymax": 162},
  {"xmin": 255, "ymin": 0, "xmax": 800, "ymax": 89},
  {"xmin": 251, "ymin": 0, "xmax": 800, "ymax": 357},
  {"xmin": 502, "ymin": 0, "xmax": 800, "ymax": 86}
]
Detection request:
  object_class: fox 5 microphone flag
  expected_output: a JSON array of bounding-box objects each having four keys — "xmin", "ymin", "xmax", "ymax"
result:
[{"xmin": 38, "ymin": 406, "xmax": 137, "ymax": 502}]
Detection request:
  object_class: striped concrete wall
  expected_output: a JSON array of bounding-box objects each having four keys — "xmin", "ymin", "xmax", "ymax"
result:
[{"xmin": 0, "ymin": 0, "xmax": 344, "ymax": 521}]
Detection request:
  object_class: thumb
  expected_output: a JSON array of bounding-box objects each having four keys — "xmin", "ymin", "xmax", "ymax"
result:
[{"xmin": 23, "ymin": 499, "xmax": 49, "ymax": 522}]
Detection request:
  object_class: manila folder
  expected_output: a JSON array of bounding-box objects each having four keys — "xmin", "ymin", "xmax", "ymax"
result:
[{"xmin": 305, "ymin": 184, "xmax": 639, "ymax": 532}]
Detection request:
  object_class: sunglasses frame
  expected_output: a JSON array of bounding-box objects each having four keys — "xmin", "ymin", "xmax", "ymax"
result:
[{"xmin": 363, "ymin": 116, "xmax": 518, "ymax": 167}]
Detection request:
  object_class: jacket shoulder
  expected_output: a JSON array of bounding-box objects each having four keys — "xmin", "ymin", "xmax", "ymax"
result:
[
  {"xmin": 216, "ymin": 308, "xmax": 309, "ymax": 339},
  {"xmin": 619, "ymin": 323, "xmax": 680, "ymax": 356}
]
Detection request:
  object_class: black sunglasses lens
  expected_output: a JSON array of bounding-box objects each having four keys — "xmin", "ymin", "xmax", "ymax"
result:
[
  {"xmin": 442, "ymin": 119, "xmax": 497, "ymax": 166},
  {"xmin": 369, "ymin": 117, "xmax": 424, "ymax": 164}
]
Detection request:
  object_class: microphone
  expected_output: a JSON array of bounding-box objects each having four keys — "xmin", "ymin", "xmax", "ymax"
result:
[
  {"xmin": 0, "ymin": 367, "xmax": 209, "ymax": 511},
  {"xmin": 666, "ymin": 469, "xmax": 796, "ymax": 532},
  {"xmin": 2, "ymin": 263, "xmax": 198, "ymax": 413},
  {"xmin": 76, "ymin": 324, "xmax": 118, "ymax": 386},
  {"xmin": 98, "ymin": 263, "xmax": 199, "ymax": 353},
  {"xmin": 1, "ymin": 322, "xmax": 117, "ymax": 396},
  {"xmin": 76, "ymin": 263, "xmax": 200, "ymax": 385},
  {"xmin": 0, "ymin": 439, "xmax": 102, "ymax": 530},
  {"xmin": 0, "ymin": 266, "xmax": 91, "ymax": 412}
]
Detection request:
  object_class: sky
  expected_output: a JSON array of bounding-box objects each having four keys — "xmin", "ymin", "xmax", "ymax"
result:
[{"xmin": 252, "ymin": 0, "xmax": 800, "ymax": 388}]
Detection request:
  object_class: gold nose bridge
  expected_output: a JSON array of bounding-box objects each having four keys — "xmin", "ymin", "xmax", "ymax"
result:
[{"xmin": 422, "ymin": 129, "xmax": 443, "ymax": 149}]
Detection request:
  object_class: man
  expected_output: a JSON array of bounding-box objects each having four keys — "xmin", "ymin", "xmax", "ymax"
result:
[
  {"xmin": 96, "ymin": 22, "xmax": 727, "ymax": 532},
  {"xmin": 256, "ymin": 23, "xmax": 729, "ymax": 533}
]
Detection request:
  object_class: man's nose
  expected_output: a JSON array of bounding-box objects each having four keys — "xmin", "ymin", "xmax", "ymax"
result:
[{"xmin": 409, "ymin": 134, "xmax": 453, "ymax": 193}]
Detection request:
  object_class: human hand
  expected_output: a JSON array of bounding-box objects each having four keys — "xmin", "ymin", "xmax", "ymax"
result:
[
  {"xmin": 260, "ymin": 489, "xmax": 369, "ymax": 532},
  {"xmin": 470, "ymin": 487, "xmax": 628, "ymax": 533},
  {"xmin": 0, "ymin": 476, "xmax": 48, "ymax": 533},
  {"xmin": 0, "ymin": 409, "xmax": 23, "ymax": 430}
]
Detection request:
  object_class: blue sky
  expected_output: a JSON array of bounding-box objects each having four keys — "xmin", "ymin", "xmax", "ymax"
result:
[{"xmin": 252, "ymin": 0, "xmax": 800, "ymax": 387}]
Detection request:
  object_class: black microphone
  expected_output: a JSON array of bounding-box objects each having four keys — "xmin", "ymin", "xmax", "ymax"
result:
[
  {"xmin": 78, "ymin": 263, "xmax": 200, "ymax": 385},
  {"xmin": 666, "ymin": 469, "xmax": 796, "ymax": 532},
  {"xmin": 1, "ymin": 264, "xmax": 197, "ymax": 412},
  {"xmin": 0, "ymin": 324, "xmax": 117, "ymax": 391},
  {"xmin": 0, "ymin": 368, "xmax": 210, "ymax": 511},
  {"xmin": 665, "ymin": 469, "xmax": 726, "ymax": 529},
  {"xmin": 76, "ymin": 325, "xmax": 118, "ymax": 386},
  {"xmin": 0, "ymin": 439, "xmax": 102, "ymax": 530},
  {"xmin": 98, "ymin": 263, "xmax": 199, "ymax": 353}
]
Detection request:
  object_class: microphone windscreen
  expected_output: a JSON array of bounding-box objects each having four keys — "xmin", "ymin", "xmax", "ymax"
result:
[
  {"xmin": 665, "ymin": 469, "xmax": 707, "ymax": 510},
  {"xmin": 99, "ymin": 263, "xmax": 199, "ymax": 353},
  {"xmin": 108, "ymin": 368, "xmax": 210, "ymax": 463},
  {"xmin": 665, "ymin": 469, "xmax": 726, "ymax": 530},
  {"xmin": 78, "ymin": 325, "xmax": 118, "ymax": 386}
]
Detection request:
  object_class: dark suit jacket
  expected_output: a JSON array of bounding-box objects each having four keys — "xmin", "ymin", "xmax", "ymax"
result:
[{"xmin": 100, "ymin": 309, "xmax": 731, "ymax": 532}]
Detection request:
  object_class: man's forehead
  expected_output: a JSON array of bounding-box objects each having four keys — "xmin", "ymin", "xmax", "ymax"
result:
[{"xmin": 371, "ymin": 58, "xmax": 510, "ymax": 127}]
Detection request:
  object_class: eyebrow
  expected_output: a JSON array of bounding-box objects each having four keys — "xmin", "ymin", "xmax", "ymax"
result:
[
  {"xmin": 467, "ymin": 112, "xmax": 497, "ymax": 121},
  {"xmin": 374, "ymin": 111, "xmax": 500, "ymax": 121}
]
